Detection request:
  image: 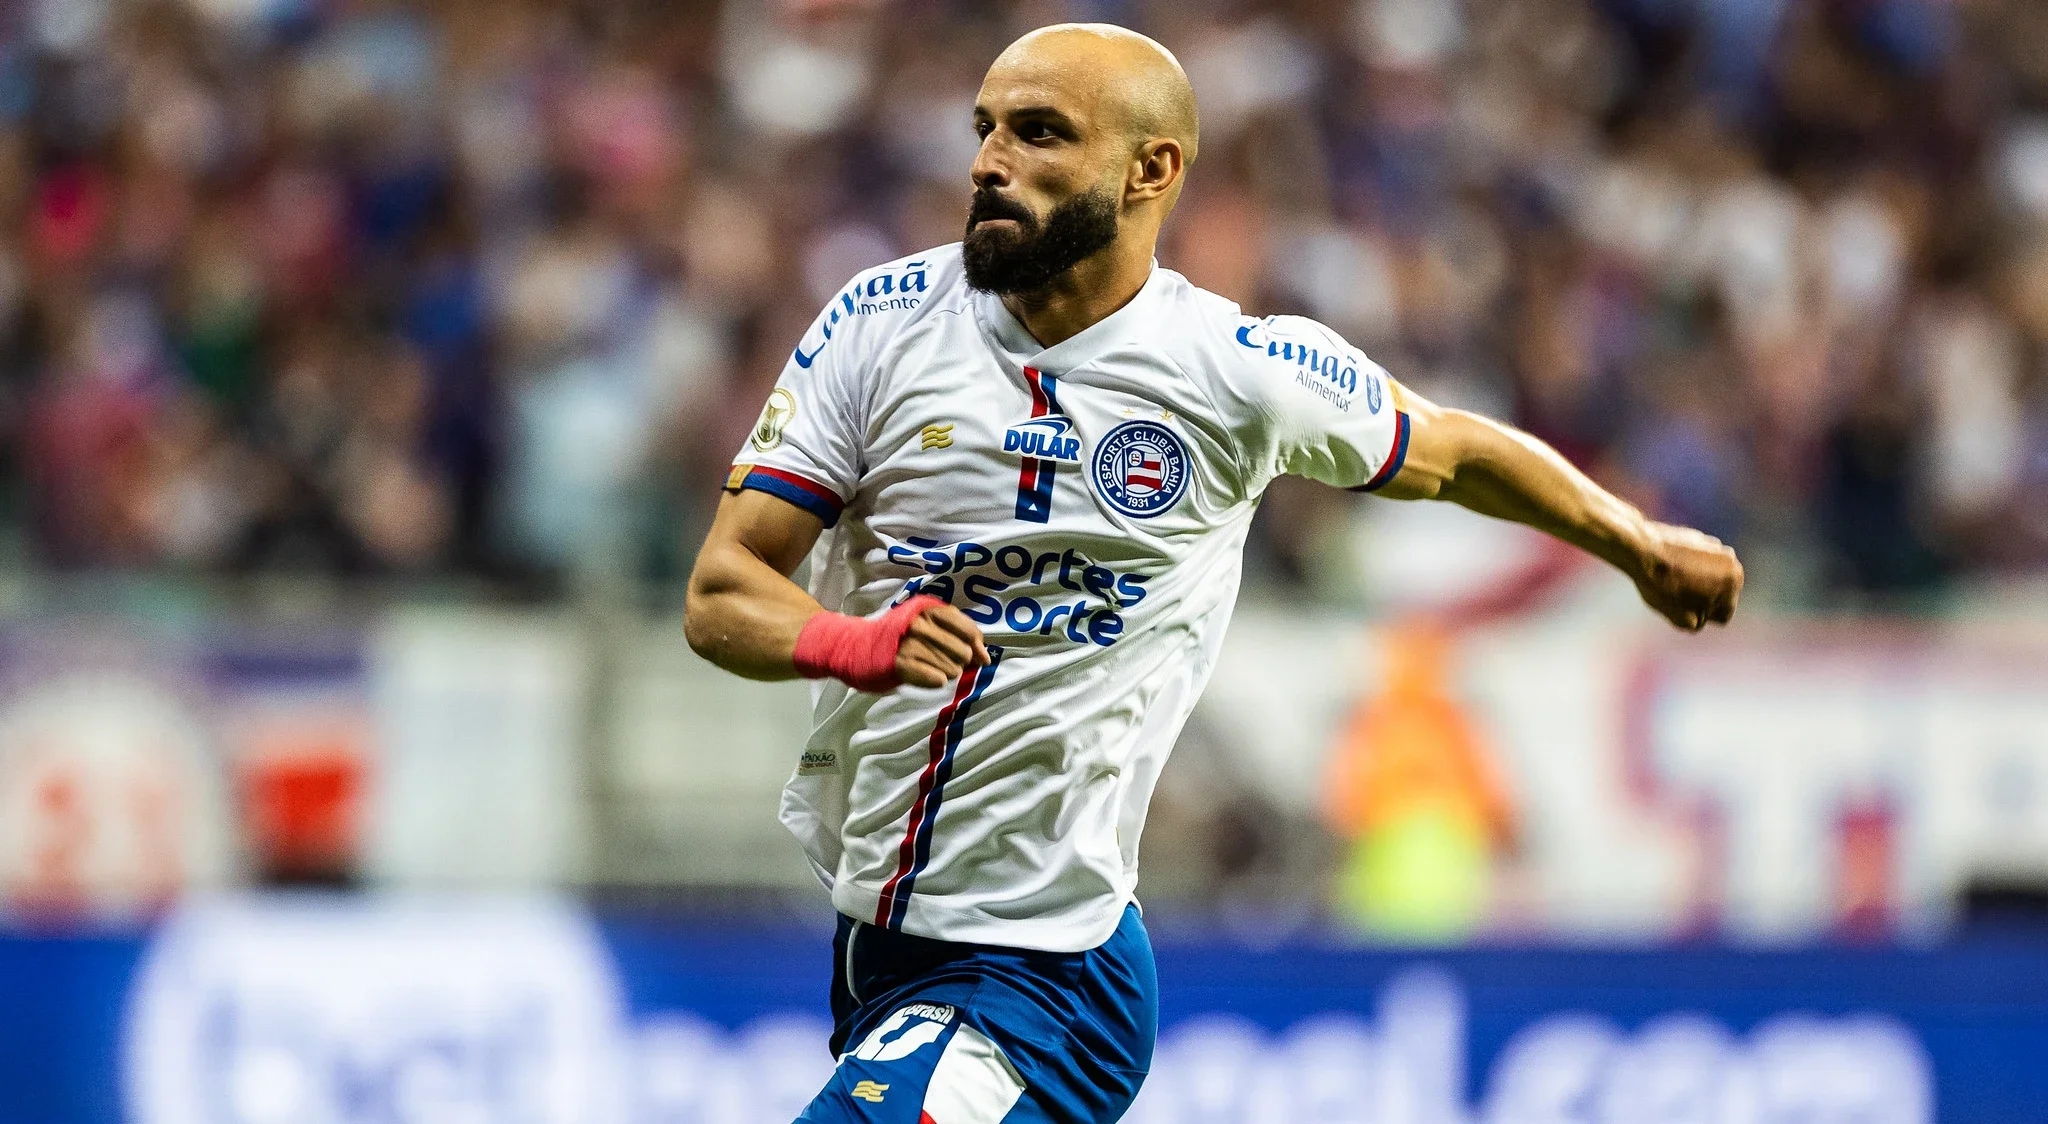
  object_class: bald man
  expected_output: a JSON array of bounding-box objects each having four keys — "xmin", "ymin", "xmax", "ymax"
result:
[{"xmin": 688, "ymin": 23, "xmax": 1741, "ymax": 1123}]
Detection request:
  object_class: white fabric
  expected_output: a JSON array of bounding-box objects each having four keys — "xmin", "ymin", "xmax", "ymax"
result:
[
  {"xmin": 923, "ymin": 1023, "xmax": 1027, "ymax": 1124},
  {"xmin": 735, "ymin": 243, "xmax": 1404, "ymax": 951}
]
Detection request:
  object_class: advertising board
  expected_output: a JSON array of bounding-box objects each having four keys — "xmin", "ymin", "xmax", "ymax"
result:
[{"xmin": 5, "ymin": 898, "xmax": 2037, "ymax": 1124}]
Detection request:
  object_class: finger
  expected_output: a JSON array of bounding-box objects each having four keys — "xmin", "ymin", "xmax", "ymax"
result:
[
  {"xmin": 902, "ymin": 639, "xmax": 968, "ymax": 679},
  {"xmin": 1706, "ymin": 566, "xmax": 1742, "ymax": 624},
  {"xmin": 896, "ymin": 656, "xmax": 948, "ymax": 689},
  {"xmin": 901, "ymin": 646, "xmax": 962, "ymax": 683},
  {"xmin": 929, "ymin": 610, "xmax": 991, "ymax": 651},
  {"xmin": 908, "ymin": 616, "xmax": 973, "ymax": 665},
  {"xmin": 924, "ymin": 607, "xmax": 989, "ymax": 664}
]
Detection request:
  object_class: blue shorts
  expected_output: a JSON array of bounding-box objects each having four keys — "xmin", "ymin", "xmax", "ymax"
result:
[{"xmin": 795, "ymin": 904, "xmax": 1157, "ymax": 1124}]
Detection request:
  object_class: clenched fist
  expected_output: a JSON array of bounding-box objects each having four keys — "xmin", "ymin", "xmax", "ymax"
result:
[
  {"xmin": 896, "ymin": 603, "xmax": 992, "ymax": 688},
  {"xmin": 1632, "ymin": 522, "xmax": 1744, "ymax": 632}
]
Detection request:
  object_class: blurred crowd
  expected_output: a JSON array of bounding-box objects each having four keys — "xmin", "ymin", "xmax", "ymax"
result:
[{"xmin": 2, "ymin": 0, "xmax": 2047, "ymax": 600}]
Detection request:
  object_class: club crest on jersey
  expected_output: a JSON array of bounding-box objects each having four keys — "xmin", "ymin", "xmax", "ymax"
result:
[
  {"xmin": 1003, "ymin": 415, "xmax": 1082, "ymax": 464},
  {"xmin": 1092, "ymin": 420, "xmax": 1188, "ymax": 518}
]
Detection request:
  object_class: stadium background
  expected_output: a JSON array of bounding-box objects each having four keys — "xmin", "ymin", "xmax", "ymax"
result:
[{"xmin": 2, "ymin": 0, "xmax": 2048, "ymax": 1120}]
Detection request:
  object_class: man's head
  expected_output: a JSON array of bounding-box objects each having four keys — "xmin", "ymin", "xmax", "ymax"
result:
[{"xmin": 962, "ymin": 23, "xmax": 1199, "ymax": 295}]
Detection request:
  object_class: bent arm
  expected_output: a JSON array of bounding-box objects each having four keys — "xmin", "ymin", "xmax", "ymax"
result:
[
  {"xmin": 685, "ymin": 489, "xmax": 992, "ymax": 688},
  {"xmin": 1377, "ymin": 384, "xmax": 1743, "ymax": 630},
  {"xmin": 684, "ymin": 489, "xmax": 829, "ymax": 681}
]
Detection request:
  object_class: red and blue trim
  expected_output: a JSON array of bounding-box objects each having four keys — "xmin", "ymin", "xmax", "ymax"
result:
[
  {"xmin": 874, "ymin": 648, "xmax": 1003, "ymax": 929},
  {"xmin": 1352, "ymin": 410, "xmax": 1412, "ymax": 493},
  {"xmin": 1014, "ymin": 367, "xmax": 1060, "ymax": 523},
  {"xmin": 728, "ymin": 464, "xmax": 845, "ymax": 526}
]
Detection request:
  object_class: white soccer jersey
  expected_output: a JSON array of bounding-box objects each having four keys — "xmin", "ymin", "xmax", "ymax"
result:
[{"xmin": 728, "ymin": 243, "xmax": 1408, "ymax": 952}]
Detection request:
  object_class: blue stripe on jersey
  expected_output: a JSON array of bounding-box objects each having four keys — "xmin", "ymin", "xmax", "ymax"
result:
[
  {"xmin": 1016, "ymin": 463, "xmax": 1056, "ymax": 523},
  {"xmin": 1354, "ymin": 410, "xmax": 1413, "ymax": 493},
  {"xmin": 884, "ymin": 648, "xmax": 1003, "ymax": 929},
  {"xmin": 734, "ymin": 466, "xmax": 846, "ymax": 526},
  {"xmin": 1034, "ymin": 368, "xmax": 1063, "ymax": 413},
  {"xmin": 1014, "ymin": 369, "xmax": 1061, "ymax": 524}
]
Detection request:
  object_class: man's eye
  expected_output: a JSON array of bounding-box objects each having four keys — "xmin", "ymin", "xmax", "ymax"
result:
[
  {"xmin": 975, "ymin": 121, "xmax": 992, "ymax": 139},
  {"xmin": 1019, "ymin": 122, "xmax": 1051, "ymax": 141}
]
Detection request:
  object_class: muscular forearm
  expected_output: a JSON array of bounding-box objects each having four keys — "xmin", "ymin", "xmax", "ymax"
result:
[
  {"xmin": 1381, "ymin": 407, "xmax": 1651, "ymax": 581},
  {"xmin": 1440, "ymin": 415, "xmax": 1650, "ymax": 580},
  {"xmin": 684, "ymin": 539, "xmax": 823, "ymax": 680},
  {"xmin": 1379, "ymin": 392, "xmax": 1742, "ymax": 630}
]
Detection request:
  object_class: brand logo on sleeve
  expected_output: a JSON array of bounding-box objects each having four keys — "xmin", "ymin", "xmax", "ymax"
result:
[
  {"xmin": 750, "ymin": 388, "xmax": 796, "ymax": 451},
  {"xmin": 1236, "ymin": 318, "xmax": 1366, "ymax": 413},
  {"xmin": 849, "ymin": 1003, "xmax": 956, "ymax": 1062},
  {"xmin": 921, "ymin": 423, "xmax": 954, "ymax": 451},
  {"xmin": 791, "ymin": 260, "xmax": 931, "ymax": 368},
  {"xmin": 1002, "ymin": 415, "xmax": 1082, "ymax": 463},
  {"xmin": 1092, "ymin": 421, "xmax": 1188, "ymax": 518}
]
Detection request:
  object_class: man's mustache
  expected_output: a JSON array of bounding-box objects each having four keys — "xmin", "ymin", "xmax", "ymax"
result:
[{"xmin": 967, "ymin": 190, "xmax": 1035, "ymax": 230}]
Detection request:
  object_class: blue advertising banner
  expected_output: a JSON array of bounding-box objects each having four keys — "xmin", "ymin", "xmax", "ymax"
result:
[{"xmin": 3, "ymin": 899, "xmax": 2045, "ymax": 1124}]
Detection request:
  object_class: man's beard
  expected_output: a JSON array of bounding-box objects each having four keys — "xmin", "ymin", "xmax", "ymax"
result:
[{"xmin": 961, "ymin": 186, "xmax": 1121, "ymax": 295}]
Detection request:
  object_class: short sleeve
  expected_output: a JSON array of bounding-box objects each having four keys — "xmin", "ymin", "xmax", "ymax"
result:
[
  {"xmin": 1231, "ymin": 314, "xmax": 1409, "ymax": 495},
  {"xmin": 726, "ymin": 298, "xmax": 869, "ymax": 527}
]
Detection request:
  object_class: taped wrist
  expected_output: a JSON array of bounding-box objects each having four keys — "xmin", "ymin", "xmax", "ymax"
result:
[{"xmin": 791, "ymin": 595, "xmax": 947, "ymax": 692}]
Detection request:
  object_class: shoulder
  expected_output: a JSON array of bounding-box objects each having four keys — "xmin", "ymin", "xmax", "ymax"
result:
[
  {"xmin": 1155, "ymin": 274, "xmax": 1384, "ymax": 415},
  {"xmin": 839, "ymin": 244, "xmax": 962, "ymax": 311},
  {"xmin": 791, "ymin": 245, "xmax": 966, "ymax": 373},
  {"xmin": 1231, "ymin": 313, "xmax": 1378, "ymax": 391},
  {"xmin": 831, "ymin": 244, "xmax": 965, "ymax": 331}
]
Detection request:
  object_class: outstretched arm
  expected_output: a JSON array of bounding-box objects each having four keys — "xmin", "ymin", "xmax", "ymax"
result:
[
  {"xmin": 1376, "ymin": 383, "xmax": 1743, "ymax": 631},
  {"xmin": 685, "ymin": 489, "xmax": 990, "ymax": 688}
]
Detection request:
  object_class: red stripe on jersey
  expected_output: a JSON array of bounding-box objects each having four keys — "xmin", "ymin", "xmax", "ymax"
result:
[
  {"xmin": 874, "ymin": 668, "xmax": 983, "ymax": 927},
  {"xmin": 1014, "ymin": 366, "xmax": 1053, "ymax": 505},
  {"xmin": 1015, "ymin": 457, "xmax": 1045, "ymax": 503},
  {"xmin": 1358, "ymin": 410, "xmax": 1412, "ymax": 492},
  {"xmin": 1024, "ymin": 366, "xmax": 1051, "ymax": 415}
]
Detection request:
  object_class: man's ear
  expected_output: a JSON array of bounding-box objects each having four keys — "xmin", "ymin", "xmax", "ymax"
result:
[{"xmin": 1127, "ymin": 138, "xmax": 1185, "ymax": 203}]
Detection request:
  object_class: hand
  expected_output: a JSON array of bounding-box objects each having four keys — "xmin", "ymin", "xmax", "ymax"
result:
[
  {"xmin": 1632, "ymin": 522, "xmax": 1743, "ymax": 632},
  {"xmin": 895, "ymin": 603, "xmax": 992, "ymax": 688}
]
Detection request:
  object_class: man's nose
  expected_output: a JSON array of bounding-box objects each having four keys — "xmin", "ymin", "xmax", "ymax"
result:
[{"xmin": 970, "ymin": 139, "xmax": 1009, "ymax": 190}]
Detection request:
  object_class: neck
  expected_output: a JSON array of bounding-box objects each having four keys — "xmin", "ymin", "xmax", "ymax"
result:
[{"xmin": 1000, "ymin": 233, "xmax": 1156, "ymax": 348}]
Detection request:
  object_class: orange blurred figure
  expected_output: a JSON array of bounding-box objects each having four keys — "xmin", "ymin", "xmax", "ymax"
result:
[{"xmin": 1324, "ymin": 623, "xmax": 1519, "ymax": 941}]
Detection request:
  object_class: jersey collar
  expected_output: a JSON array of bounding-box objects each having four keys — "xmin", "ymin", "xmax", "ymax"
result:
[{"xmin": 970, "ymin": 261, "xmax": 1166, "ymax": 379}]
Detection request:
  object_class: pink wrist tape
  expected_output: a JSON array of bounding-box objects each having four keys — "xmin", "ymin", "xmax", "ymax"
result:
[{"xmin": 792, "ymin": 595, "xmax": 946, "ymax": 692}]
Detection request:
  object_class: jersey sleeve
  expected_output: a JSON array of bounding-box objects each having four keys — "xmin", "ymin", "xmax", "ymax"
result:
[
  {"xmin": 725, "ymin": 298, "xmax": 870, "ymax": 527},
  {"xmin": 1227, "ymin": 314, "xmax": 1409, "ymax": 495}
]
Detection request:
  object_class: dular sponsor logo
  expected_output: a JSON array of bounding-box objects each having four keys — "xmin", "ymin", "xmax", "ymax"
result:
[
  {"xmin": 1002, "ymin": 416, "xmax": 1082, "ymax": 463},
  {"xmin": 123, "ymin": 898, "xmax": 629, "ymax": 1124}
]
